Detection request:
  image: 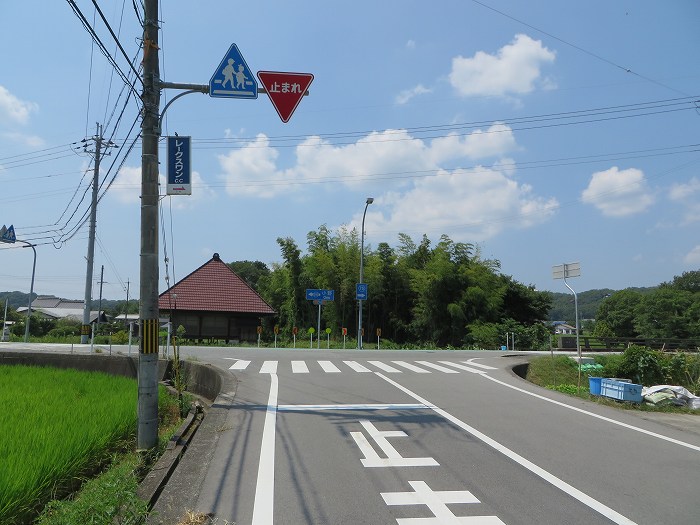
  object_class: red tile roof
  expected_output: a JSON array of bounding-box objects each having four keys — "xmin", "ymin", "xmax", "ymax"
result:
[{"xmin": 158, "ymin": 253, "xmax": 275, "ymax": 315}]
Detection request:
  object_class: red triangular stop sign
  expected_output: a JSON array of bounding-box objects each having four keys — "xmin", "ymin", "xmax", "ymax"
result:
[{"xmin": 257, "ymin": 71, "xmax": 314, "ymax": 123}]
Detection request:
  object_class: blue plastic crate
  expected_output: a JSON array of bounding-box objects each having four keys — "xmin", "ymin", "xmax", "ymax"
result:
[
  {"xmin": 600, "ymin": 378, "xmax": 642, "ymax": 403},
  {"xmin": 588, "ymin": 377, "xmax": 602, "ymax": 396}
]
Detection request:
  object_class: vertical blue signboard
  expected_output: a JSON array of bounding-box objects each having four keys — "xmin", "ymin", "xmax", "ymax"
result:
[{"xmin": 167, "ymin": 136, "xmax": 191, "ymax": 195}]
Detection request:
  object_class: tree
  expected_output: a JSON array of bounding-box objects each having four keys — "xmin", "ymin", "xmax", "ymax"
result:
[
  {"xmin": 634, "ymin": 287, "xmax": 696, "ymax": 339},
  {"xmin": 227, "ymin": 260, "xmax": 270, "ymax": 290},
  {"xmin": 596, "ymin": 289, "xmax": 642, "ymax": 337},
  {"xmin": 665, "ymin": 270, "xmax": 700, "ymax": 293}
]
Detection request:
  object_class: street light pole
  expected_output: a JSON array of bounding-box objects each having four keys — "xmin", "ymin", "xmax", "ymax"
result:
[
  {"xmin": 20, "ymin": 241, "xmax": 36, "ymax": 343},
  {"xmin": 358, "ymin": 197, "xmax": 374, "ymax": 349}
]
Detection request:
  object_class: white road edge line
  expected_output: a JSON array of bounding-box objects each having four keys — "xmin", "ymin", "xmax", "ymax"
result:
[
  {"xmin": 278, "ymin": 403, "xmax": 430, "ymax": 411},
  {"xmin": 482, "ymin": 374, "xmax": 700, "ymax": 453},
  {"xmin": 251, "ymin": 373, "xmax": 278, "ymax": 525},
  {"xmin": 375, "ymin": 372, "xmax": 639, "ymax": 525}
]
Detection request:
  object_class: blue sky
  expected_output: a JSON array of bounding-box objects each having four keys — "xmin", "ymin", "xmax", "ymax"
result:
[{"xmin": 1, "ymin": 0, "xmax": 699, "ymax": 302}]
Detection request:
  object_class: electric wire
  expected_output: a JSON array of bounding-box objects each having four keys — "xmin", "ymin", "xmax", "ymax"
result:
[{"xmin": 468, "ymin": 0, "xmax": 690, "ymax": 96}]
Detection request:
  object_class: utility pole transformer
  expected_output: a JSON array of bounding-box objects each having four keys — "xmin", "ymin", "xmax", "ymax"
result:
[{"xmin": 138, "ymin": 0, "xmax": 161, "ymax": 450}]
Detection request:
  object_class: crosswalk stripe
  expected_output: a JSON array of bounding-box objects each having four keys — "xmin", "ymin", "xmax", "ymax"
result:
[
  {"xmin": 229, "ymin": 360, "xmax": 250, "ymax": 370},
  {"xmin": 260, "ymin": 360, "xmax": 278, "ymax": 374},
  {"xmin": 415, "ymin": 360, "xmax": 459, "ymax": 373},
  {"xmin": 344, "ymin": 360, "xmax": 372, "ymax": 373},
  {"xmin": 439, "ymin": 361, "xmax": 483, "ymax": 374},
  {"xmin": 368, "ymin": 360, "xmax": 402, "ymax": 373},
  {"xmin": 292, "ymin": 361, "xmax": 309, "ymax": 373},
  {"xmin": 318, "ymin": 360, "xmax": 342, "ymax": 373},
  {"xmin": 463, "ymin": 360, "xmax": 497, "ymax": 370},
  {"xmin": 392, "ymin": 361, "xmax": 431, "ymax": 373}
]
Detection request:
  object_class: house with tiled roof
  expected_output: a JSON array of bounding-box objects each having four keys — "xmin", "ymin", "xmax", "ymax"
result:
[{"xmin": 158, "ymin": 253, "xmax": 276, "ymax": 342}]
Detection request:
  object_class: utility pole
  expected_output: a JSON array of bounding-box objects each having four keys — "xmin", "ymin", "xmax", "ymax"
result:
[
  {"xmin": 138, "ymin": 0, "xmax": 161, "ymax": 450},
  {"xmin": 81, "ymin": 123, "xmax": 115, "ymax": 343}
]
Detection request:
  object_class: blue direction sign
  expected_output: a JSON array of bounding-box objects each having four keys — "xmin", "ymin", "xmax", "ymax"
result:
[
  {"xmin": 209, "ymin": 44, "xmax": 258, "ymax": 99},
  {"xmin": 167, "ymin": 136, "xmax": 191, "ymax": 195},
  {"xmin": 306, "ymin": 289, "xmax": 335, "ymax": 301},
  {"xmin": 356, "ymin": 283, "xmax": 368, "ymax": 301}
]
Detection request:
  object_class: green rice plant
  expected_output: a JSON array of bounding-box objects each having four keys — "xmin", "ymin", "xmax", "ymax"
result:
[{"xmin": 0, "ymin": 365, "xmax": 137, "ymax": 524}]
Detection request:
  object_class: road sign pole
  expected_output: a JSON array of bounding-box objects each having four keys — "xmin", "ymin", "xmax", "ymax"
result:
[{"xmin": 317, "ymin": 302, "xmax": 321, "ymax": 349}]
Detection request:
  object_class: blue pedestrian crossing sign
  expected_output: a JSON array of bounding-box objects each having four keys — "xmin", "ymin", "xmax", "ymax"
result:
[
  {"xmin": 0, "ymin": 224, "xmax": 16, "ymax": 243},
  {"xmin": 209, "ymin": 44, "xmax": 258, "ymax": 99}
]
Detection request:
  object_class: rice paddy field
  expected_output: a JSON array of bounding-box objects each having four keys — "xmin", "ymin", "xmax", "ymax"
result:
[{"xmin": 0, "ymin": 365, "xmax": 138, "ymax": 524}]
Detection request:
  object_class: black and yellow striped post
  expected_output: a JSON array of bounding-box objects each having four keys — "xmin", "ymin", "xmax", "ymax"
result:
[{"xmin": 140, "ymin": 318, "xmax": 159, "ymax": 354}]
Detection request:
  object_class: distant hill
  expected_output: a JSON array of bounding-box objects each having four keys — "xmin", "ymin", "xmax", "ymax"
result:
[
  {"xmin": 547, "ymin": 286, "xmax": 656, "ymax": 323},
  {"xmin": 2, "ymin": 287, "xmax": 658, "ymax": 323}
]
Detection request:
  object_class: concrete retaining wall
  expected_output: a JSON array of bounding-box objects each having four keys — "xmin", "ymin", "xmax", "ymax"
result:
[{"xmin": 0, "ymin": 352, "xmax": 224, "ymax": 402}]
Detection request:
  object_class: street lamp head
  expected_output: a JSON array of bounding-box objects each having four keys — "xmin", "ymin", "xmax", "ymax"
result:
[{"xmin": 366, "ymin": 197, "xmax": 374, "ymax": 204}]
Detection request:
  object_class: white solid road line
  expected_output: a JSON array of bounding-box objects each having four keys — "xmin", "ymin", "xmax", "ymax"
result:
[{"xmin": 251, "ymin": 374, "xmax": 278, "ymax": 525}]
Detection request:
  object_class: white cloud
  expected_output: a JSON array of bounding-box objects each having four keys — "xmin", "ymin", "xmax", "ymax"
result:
[
  {"xmin": 1, "ymin": 131, "xmax": 45, "ymax": 148},
  {"xmin": 217, "ymin": 125, "xmax": 557, "ymax": 240},
  {"xmin": 669, "ymin": 176, "xmax": 700, "ymax": 224},
  {"xmin": 581, "ymin": 166, "xmax": 654, "ymax": 217},
  {"xmin": 449, "ymin": 34, "xmax": 556, "ymax": 98},
  {"xmin": 350, "ymin": 165, "xmax": 558, "ymax": 241},
  {"xmin": 219, "ymin": 125, "xmax": 519, "ymax": 199},
  {"xmin": 684, "ymin": 245, "xmax": 700, "ymax": 265},
  {"xmin": 395, "ymin": 84, "xmax": 432, "ymax": 105},
  {"xmin": 0, "ymin": 85, "xmax": 38, "ymax": 124},
  {"xmin": 406, "ymin": 40, "xmax": 416, "ymax": 50},
  {"xmin": 428, "ymin": 123, "xmax": 517, "ymax": 163}
]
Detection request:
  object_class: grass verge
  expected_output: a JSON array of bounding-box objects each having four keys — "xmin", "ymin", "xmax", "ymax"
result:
[
  {"xmin": 525, "ymin": 355, "xmax": 699, "ymax": 413},
  {"xmin": 0, "ymin": 365, "xmax": 184, "ymax": 525}
]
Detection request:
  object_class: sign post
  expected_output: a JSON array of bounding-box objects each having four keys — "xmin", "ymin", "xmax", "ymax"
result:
[
  {"xmin": 257, "ymin": 71, "xmax": 314, "ymax": 123},
  {"xmin": 306, "ymin": 289, "xmax": 334, "ymax": 349},
  {"xmin": 553, "ymin": 262, "xmax": 582, "ymax": 392},
  {"xmin": 292, "ymin": 326, "xmax": 298, "ymax": 348}
]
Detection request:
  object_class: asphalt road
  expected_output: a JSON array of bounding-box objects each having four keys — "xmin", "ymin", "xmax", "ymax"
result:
[
  {"xmin": 4, "ymin": 343, "xmax": 699, "ymax": 524},
  {"xmin": 159, "ymin": 346, "xmax": 700, "ymax": 525}
]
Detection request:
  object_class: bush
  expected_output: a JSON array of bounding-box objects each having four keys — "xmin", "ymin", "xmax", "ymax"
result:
[{"xmin": 615, "ymin": 345, "xmax": 665, "ymax": 385}]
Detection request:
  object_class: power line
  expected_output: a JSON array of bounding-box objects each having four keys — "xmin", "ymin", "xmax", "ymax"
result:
[{"xmin": 468, "ymin": 0, "xmax": 690, "ymax": 96}]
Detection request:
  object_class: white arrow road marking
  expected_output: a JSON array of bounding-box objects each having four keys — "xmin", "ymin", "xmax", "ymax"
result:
[
  {"xmin": 350, "ymin": 420, "xmax": 439, "ymax": 468},
  {"xmin": 382, "ymin": 480, "xmax": 504, "ymax": 524},
  {"xmin": 376, "ymin": 373, "xmax": 639, "ymax": 525}
]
